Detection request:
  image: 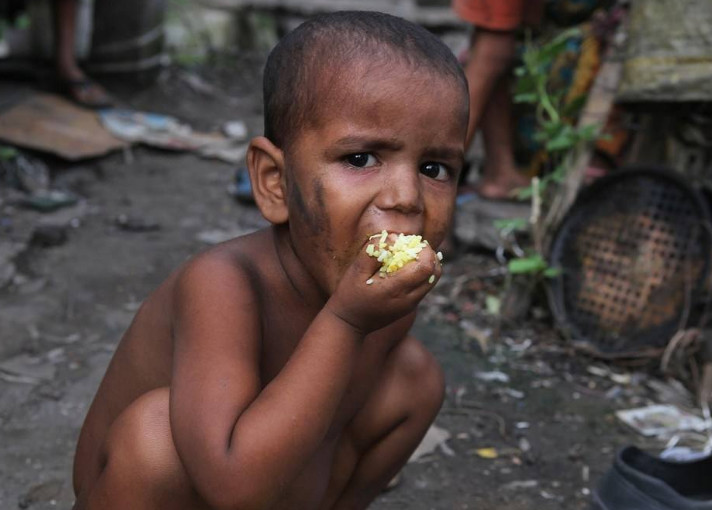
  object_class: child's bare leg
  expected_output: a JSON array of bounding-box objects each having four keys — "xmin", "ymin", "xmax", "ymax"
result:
[
  {"xmin": 74, "ymin": 388, "xmax": 209, "ymax": 510},
  {"xmin": 323, "ymin": 335, "xmax": 445, "ymax": 510}
]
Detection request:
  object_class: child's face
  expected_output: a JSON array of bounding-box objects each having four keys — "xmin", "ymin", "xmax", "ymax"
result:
[{"xmin": 284, "ymin": 61, "xmax": 467, "ymax": 293}]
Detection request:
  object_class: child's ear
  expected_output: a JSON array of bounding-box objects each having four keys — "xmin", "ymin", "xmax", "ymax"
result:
[{"xmin": 246, "ymin": 136, "xmax": 288, "ymax": 224}]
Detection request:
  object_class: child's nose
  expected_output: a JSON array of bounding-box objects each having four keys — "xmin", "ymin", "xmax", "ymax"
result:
[{"xmin": 377, "ymin": 164, "xmax": 423, "ymax": 215}]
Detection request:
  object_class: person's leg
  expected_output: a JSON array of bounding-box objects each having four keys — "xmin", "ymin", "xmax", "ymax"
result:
[
  {"xmin": 53, "ymin": 0, "xmax": 81, "ymax": 81},
  {"xmin": 53, "ymin": 0, "xmax": 112, "ymax": 107},
  {"xmin": 462, "ymin": 29, "xmax": 529, "ymax": 198},
  {"xmin": 73, "ymin": 388, "xmax": 210, "ymax": 510},
  {"xmin": 477, "ymin": 73, "xmax": 530, "ymax": 198},
  {"xmin": 322, "ymin": 335, "xmax": 445, "ymax": 509},
  {"xmin": 462, "ymin": 29, "xmax": 516, "ymax": 150}
]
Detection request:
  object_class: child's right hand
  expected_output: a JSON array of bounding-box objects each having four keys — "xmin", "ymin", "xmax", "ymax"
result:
[{"xmin": 325, "ymin": 233, "xmax": 442, "ymax": 335}]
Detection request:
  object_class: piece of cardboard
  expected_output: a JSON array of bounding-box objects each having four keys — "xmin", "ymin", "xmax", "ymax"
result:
[{"xmin": 0, "ymin": 93, "xmax": 128, "ymax": 160}]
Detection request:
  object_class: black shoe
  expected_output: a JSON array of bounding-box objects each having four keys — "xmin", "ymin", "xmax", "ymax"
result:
[{"xmin": 592, "ymin": 446, "xmax": 712, "ymax": 509}]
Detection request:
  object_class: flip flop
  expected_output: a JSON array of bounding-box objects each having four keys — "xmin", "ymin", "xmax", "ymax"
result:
[{"xmin": 60, "ymin": 77, "xmax": 115, "ymax": 109}]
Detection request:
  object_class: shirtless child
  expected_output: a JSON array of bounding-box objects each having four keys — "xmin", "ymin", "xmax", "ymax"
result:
[{"xmin": 72, "ymin": 10, "xmax": 468, "ymax": 509}]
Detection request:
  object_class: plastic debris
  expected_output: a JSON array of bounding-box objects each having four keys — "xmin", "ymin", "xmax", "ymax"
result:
[
  {"xmin": 501, "ymin": 480, "xmax": 538, "ymax": 490},
  {"xmin": 100, "ymin": 109, "xmax": 248, "ymax": 164},
  {"xmin": 0, "ymin": 146, "xmax": 50, "ymax": 194},
  {"xmin": 475, "ymin": 370, "xmax": 510, "ymax": 383},
  {"xmin": 20, "ymin": 190, "xmax": 78, "ymax": 212},
  {"xmin": 408, "ymin": 424, "xmax": 454, "ymax": 462},
  {"xmin": 223, "ymin": 120, "xmax": 248, "ymax": 140},
  {"xmin": 616, "ymin": 404, "xmax": 708, "ymax": 437},
  {"xmin": 228, "ymin": 166, "xmax": 254, "ymax": 203}
]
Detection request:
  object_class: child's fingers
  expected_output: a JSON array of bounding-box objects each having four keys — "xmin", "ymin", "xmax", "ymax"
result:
[
  {"xmin": 353, "ymin": 237, "xmax": 388, "ymax": 281},
  {"xmin": 418, "ymin": 246, "xmax": 443, "ymax": 286},
  {"xmin": 384, "ymin": 246, "xmax": 441, "ymax": 290}
]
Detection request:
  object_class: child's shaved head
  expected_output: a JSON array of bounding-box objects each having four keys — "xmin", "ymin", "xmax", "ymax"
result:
[{"xmin": 263, "ymin": 10, "xmax": 468, "ymax": 151}]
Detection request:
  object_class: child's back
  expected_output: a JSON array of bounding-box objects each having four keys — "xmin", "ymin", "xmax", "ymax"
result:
[{"xmin": 73, "ymin": 11, "xmax": 469, "ymax": 510}]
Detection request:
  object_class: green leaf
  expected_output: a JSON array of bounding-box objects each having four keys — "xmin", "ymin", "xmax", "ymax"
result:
[
  {"xmin": 542, "ymin": 121, "xmax": 565, "ymax": 137},
  {"xmin": 537, "ymin": 42, "xmax": 568, "ymax": 67},
  {"xmin": 577, "ymin": 124, "xmax": 600, "ymax": 141},
  {"xmin": 548, "ymin": 27, "xmax": 583, "ymax": 48},
  {"xmin": 543, "ymin": 124, "xmax": 578, "ymax": 150},
  {"xmin": 544, "ymin": 267, "xmax": 562, "ymax": 278},
  {"xmin": 549, "ymin": 164, "xmax": 568, "ymax": 183},
  {"xmin": 14, "ymin": 13, "xmax": 30, "ymax": 30},
  {"xmin": 533, "ymin": 131, "xmax": 549, "ymax": 143},
  {"xmin": 524, "ymin": 27, "xmax": 581, "ymax": 75},
  {"xmin": 514, "ymin": 185, "xmax": 534, "ymax": 200},
  {"xmin": 514, "ymin": 92, "xmax": 538, "ymax": 104},
  {"xmin": 545, "ymin": 132, "xmax": 577, "ymax": 151},
  {"xmin": 508, "ymin": 255, "xmax": 548, "ymax": 275},
  {"xmin": 494, "ymin": 217, "xmax": 529, "ymax": 233}
]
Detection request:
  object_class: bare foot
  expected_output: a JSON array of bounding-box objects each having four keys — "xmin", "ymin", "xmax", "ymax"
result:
[
  {"xmin": 471, "ymin": 155, "xmax": 532, "ymax": 200},
  {"xmin": 474, "ymin": 174, "xmax": 531, "ymax": 200}
]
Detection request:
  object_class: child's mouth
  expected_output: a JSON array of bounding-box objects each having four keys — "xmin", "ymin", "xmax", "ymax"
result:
[{"xmin": 366, "ymin": 230, "xmax": 429, "ymax": 275}]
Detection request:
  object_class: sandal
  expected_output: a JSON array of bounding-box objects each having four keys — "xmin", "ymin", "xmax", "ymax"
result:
[{"xmin": 60, "ymin": 77, "xmax": 115, "ymax": 109}]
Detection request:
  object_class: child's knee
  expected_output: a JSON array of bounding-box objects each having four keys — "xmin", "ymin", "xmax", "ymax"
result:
[
  {"xmin": 413, "ymin": 357, "xmax": 445, "ymax": 420},
  {"xmin": 104, "ymin": 388, "xmax": 185, "ymax": 487},
  {"xmin": 397, "ymin": 338, "xmax": 445, "ymax": 419}
]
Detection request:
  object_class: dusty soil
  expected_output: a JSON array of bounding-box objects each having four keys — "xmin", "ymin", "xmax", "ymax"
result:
[{"xmin": 0, "ymin": 62, "xmax": 666, "ymax": 509}]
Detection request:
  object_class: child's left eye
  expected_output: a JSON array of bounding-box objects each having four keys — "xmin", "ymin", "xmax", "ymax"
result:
[
  {"xmin": 346, "ymin": 153, "xmax": 378, "ymax": 168},
  {"xmin": 420, "ymin": 162, "xmax": 449, "ymax": 181}
]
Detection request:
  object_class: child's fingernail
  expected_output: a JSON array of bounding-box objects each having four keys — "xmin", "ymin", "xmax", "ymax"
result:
[{"xmin": 428, "ymin": 274, "xmax": 435, "ymax": 284}]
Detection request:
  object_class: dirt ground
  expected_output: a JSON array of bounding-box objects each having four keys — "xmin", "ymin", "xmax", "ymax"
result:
[{"xmin": 0, "ymin": 62, "xmax": 680, "ymax": 509}]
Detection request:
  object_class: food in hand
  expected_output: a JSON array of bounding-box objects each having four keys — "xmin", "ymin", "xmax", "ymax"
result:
[{"xmin": 365, "ymin": 231, "xmax": 442, "ymax": 282}]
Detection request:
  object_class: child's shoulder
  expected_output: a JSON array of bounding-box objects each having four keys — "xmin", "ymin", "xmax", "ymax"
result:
[{"xmin": 171, "ymin": 229, "xmax": 273, "ymax": 310}]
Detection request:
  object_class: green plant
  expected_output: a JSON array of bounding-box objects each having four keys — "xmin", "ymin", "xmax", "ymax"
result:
[
  {"xmin": 513, "ymin": 28, "xmax": 600, "ymax": 202},
  {"xmin": 499, "ymin": 28, "xmax": 602, "ymax": 277}
]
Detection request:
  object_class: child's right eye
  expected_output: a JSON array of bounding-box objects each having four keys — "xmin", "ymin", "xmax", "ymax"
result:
[{"xmin": 346, "ymin": 153, "xmax": 377, "ymax": 168}]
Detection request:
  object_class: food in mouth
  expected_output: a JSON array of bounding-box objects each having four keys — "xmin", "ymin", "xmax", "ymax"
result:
[{"xmin": 365, "ymin": 230, "xmax": 442, "ymax": 284}]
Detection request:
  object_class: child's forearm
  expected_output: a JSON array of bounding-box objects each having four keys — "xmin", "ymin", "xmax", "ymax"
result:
[
  {"xmin": 235, "ymin": 304, "xmax": 363, "ymax": 449},
  {"xmin": 197, "ymin": 306, "xmax": 366, "ymax": 509}
]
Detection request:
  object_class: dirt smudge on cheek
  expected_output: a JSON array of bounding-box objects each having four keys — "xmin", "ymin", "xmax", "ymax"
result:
[
  {"xmin": 288, "ymin": 176, "xmax": 336, "ymax": 254},
  {"xmin": 289, "ymin": 179, "xmax": 321, "ymax": 235},
  {"xmin": 312, "ymin": 178, "xmax": 340, "ymax": 259}
]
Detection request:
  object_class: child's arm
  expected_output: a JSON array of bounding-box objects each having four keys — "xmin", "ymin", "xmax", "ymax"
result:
[{"xmin": 169, "ymin": 243, "xmax": 440, "ymax": 509}]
